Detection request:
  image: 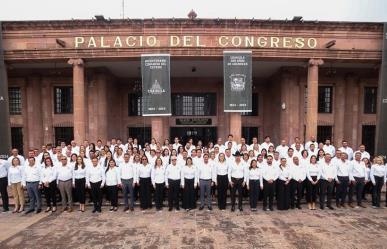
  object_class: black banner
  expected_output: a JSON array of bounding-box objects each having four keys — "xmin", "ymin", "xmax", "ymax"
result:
[
  {"xmin": 376, "ymin": 23, "xmax": 387, "ymax": 157},
  {"xmin": 0, "ymin": 22, "xmax": 11, "ymax": 159},
  {"xmin": 176, "ymin": 118, "xmax": 212, "ymax": 126},
  {"xmin": 223, "ymin": 51, "xmax": 252, "ymax": 112},
  {"xmin": 141, "ymin": 54, "xmax": 171, "ymax": 116}
]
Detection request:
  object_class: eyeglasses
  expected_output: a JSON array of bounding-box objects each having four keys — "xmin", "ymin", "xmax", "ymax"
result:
[
  {"xmin": 172, "ymin": 159, "xmax": 177, "ymax": 161},
  {"xmin": 142, "ymin": 159, "xmax": 148, "ymax": 161}
]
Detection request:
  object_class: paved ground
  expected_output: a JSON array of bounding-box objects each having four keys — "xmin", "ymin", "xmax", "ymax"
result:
[{"xmin": 0, "ymin": 202, "xmax": 386, "ymax": 249}]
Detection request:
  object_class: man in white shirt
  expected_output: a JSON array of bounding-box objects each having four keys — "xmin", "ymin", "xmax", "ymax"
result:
[
  {"xmin": 249, "ymin": 137, "xmax": 259, "ymax": 151},
  {"xmin": 319, "ymin": 153, "xmax": 337, "ymax": 210},
  {"xmin": 354, "ymin": 144, "xmax": 371, "ymax": 160},
  {"xmin": 7, "ymin": 148, "xmax": 25, "ymax": 167},
  {"xmin": 262, "ymin": 155, "xmax": 279, "ymax": 211},
  {"xmin": 338, "ymin": 140, "xmax": 354, "ymax": 161},
  {"xmin": 289, "ymin": 157, "xmax": 307, "ymax": 209},
  {"xmin": 86, "ymin": 157, "xmax": 105, "ymax": 213},
  {"xmin": 260, "ymin": 136, "xmax": 274, "ymax": 153},
  {"xmin": 214, "ymin": 138, "xmax": 226, "ymax": 153},
  {"xmin": 165, "ymin": 156, "xmax": 182, "ymax": 211},
  {"xmin": 197, "ymin": 154, "xmax": 215, "ymax": 211},
  {"xmin": 323, "ymin": 139, "xmax": 336, "ymax": 157},
  {"xmin": 23, "ymin": 157, "xmax": 42, "ymax": 214},
  {"xmin": 70, "ymin": 140, "xmax": 80, "ymax": 155},
  {"xmin": 308, "ymin": 143, "xmax": 318, "ymax": 157},
  {"xmin": 120, "ymin": 153, "xmax": 136, "ymax": 212},
  {"xmin": 276, "ymin": 140, "xmax": 289, "ymax": 159},
  {"xmin": 57, "ymin": 156, "xmax": 74, "ymax": 212},
  {"xmin": 291, "ymin": 137, "xmax": 305, "ymax": 151},
  {"xmin": 348, "ymin": 152, "xmax": 368, "ymax": 208},
  {"xmin": 224, "ymin": 134, "xmax": 237, "ymax": 152},
  {"xmin": 0, "ymin": 158, "xmax": 10, "ymax": 212},
  {"xmin": 172, "ymin": 137, "xmax": 182, "ymax": 151},
  {"xmin": 227, "ymin": 151, "xmax": 247, "ymax": 212},
  {"xmin": 304, "ymin": 136, "xmax": 318, "ymax": 151}
]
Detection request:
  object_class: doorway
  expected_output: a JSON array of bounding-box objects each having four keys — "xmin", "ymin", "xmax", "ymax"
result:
[{"xmin": 170, "ymin": 127, "xmax": 217, "ymax": 146}]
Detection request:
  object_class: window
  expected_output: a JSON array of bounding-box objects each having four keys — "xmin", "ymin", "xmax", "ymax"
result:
[
  {"xmin": 128, "ymin": 127, "xmax": 151, "ymax": 146},
  {"xmin": 9, "ymin": 87, "xmax": 22, "ymax": 115},
  {"xmin": 11, "ymin": 127, "xmax": 23, "ymax": 155},
  {"xmin": 362, "ymin": 125, "xmax": 376, "ymax": 156},
  {"xmin": 128, "ymin": 93, "xmax": 142, "ymax": 116},
  {"xmin": 54, "ymin": 127, "xmax": 74, "ymax": 146},
  {"xmin": 317, "ymin": 126, "xmax": 332, "ymax": 143},
  {"xmin": 318, "ymin": 86, "xmax": 333, "ymax": 113},
  {"xmin": 242, "ymin": 127, "xmax": 259, "ymax": 145},
  {"xmin": 242, "ymin": 93, "xmax": 259, "ymax": 116},
  {"xmin": 54, "ymin": 87, "xmax": 73, "ymax": 114},
  {"xmin": 172, "ymin": 93, "xmax": 216, "ymax": 116},
  {"xmin": 364, "ymin": 87, "xmax": 377, "ymax": 114}
]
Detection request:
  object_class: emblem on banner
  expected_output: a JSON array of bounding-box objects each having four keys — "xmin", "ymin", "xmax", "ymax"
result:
[
  {"xmin": 147, "ymin": 79, "xmax": 165, "ymax": 94},
  {"xmin": 230, "ymin": 74, "xmax": 246, "ymax": 92}
]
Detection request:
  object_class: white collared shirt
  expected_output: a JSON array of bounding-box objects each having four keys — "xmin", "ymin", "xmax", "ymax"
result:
[
  {"xmin": 370, "ymin": 164, "xmax": 386, "ymax": 184},
  {"xmin": 227, "ymin": 160, "xmax": 247, "ymax": 182},
  {"xmin": 289, "ymin": 163, "xmax": 307, "ymax": 181},
  {"xmin": 136, "ymin": 164, "xmax": 152, "ymax": 183},
  {"xmin": 349, "ymin": 160, "xmax": 368, "ymax": 181},
  {"xmin": 151, "ymin": 165, "xmax": 166, "ymax": 185},
  {"xmin": 22, "ymin": 164, "xmax": 41, "ymax": 185},
  {"xmin": 8, "ymin": 165, "xmax": 23, "ymax": 184},
  {"xmin": 86, "ymin": 164, "xmax": 105, "ymax": 186},
  {"xmin": 197, "ymin": 160, "xmax": 216, "ymax": 181},
  {"xmin": 335, "ymin": 160, "xmax": 350, "ymax": 178},
  {"xmin": 320, "ymin": 161, "xmax": 337, "ymax": 180},
  {"xmin": 262, "ymin": 164, "xmax": 279, "ymax": 181},
  {"xmin": 56, "ymin": 164, "xmax": 73, "ymax": 182},
  {"xmin": 181, "ymin": 165, "xmax": 197, "ymax": 186},
  {"xmin": 214, "ymin": 161, "xmax": 228, "ymax": 176},
  {"xmin": 41, "ymin": 166, "xmax": 57, "ymax": 183},
  {"xmin": 73, "ymin": 165, "xmax": 87, "ymax": 184},
  {"xmin": 120, "ymin": 161, "xmax": 136, "ymax": 180},
  {"xmin": 246, "ymin": 167, "xmax": 263, "ymax": 188},
  {"xmin": 0, "ymin": 159, "xmax": 10, "ymax": 178},
  {"xmin": 105, "ymin": 167, "xmax": 121, "ymax": 186},
  {"xmin": 307, "ymin": 163, "xmax": 321, "ymax": 181},
  {"xmin": 165, "ymin": 164, "xmax": 181, "ymax": 185}
]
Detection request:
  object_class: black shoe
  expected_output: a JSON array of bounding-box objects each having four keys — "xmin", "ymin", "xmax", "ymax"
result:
[
  {"xmin": 25, "ymin": 209, "xmax": 34, "ymax": 214},
  {"xmin": 320, "ymin": 206, "xmax": 325, "ymax": 210},
  {"xmin": 269, "ymin": 207, "xmax": 274, "ymax": 211},
  {"xmin": 328, "ymin": 206, "xmax": 334, "ymax": 210},
  {"xmin": 176, "ymin": 207, "xmax": 180, "ymax": 211},
  {"xmin": 199, "ymin": 206, "xmax": 204, "ymax": 210},
  {"xmin": 123, "ymin": 207, "xmax": 129, "ymax": 212},
  {"xmin": 168, "ymin": 207, "xmax": 173, "ymax": 211},
  {"xmin": 231, "ymin": 206, "xmax": 235, "ymax": 212},
  {"xmin": 297, "ymin": 206, "xmax": 302, "ymax": 210},
  {"xmin": 239, "ymin": 207, "xmax": 243, "ymax": 212},
  {"xmin": 130, "ymin": 207, "xmax": 134, "ymax": 211},
  {"xmin": 263, "ymin": 207, "xmax": 267, "ymax": 211},
  {"xmin": 92, "ymin": 209, "xmax": 97, "ymax": 213},
  {"xmin": 35, "ymin": 209, "xmax": 41, "ymax": 214},
  {"xmin": 97, "ymin": 209, "xmax": 101, "ymax": 213},
  {"xmin": 208, "ymin": 206, "xmax": 212, "ymax": 211},
  {"xmin": 2, "ymin": 209, "xmax": 9, "ymax": 213}
]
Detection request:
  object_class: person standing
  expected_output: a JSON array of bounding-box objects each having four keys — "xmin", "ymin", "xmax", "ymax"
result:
[
  {"xmin": 289, "ymin": 157, "xmax": 307, "ymax": 209},
  {"xmin": 136, "ymin": 156, "xmax": 152, "ymax": 210},
  {"xmin": 228, "ymin": 151, "xmax": 247, "ymax": 212},
  {"xmin": 262, "ymin": 155, "xmax": 279, "ymax": 211},
  {"xmin": 151, "ymin": 157, "xmax": 166, "ymax": 211},
  {"xmin": 41, "ymin": 157, "xmax": 57, "ymax": 212},
  {"xmin": 0, "ymin": 158, "xmax": 10, "ymax": 212},
  {"xmin": 73, "ymin": 156, "xmax": 87, "ymax": 212},
  {"xmin": 246, "ymin": 159, "xmax": 263, "ymax": 211},
  {"xmin": 165, "ymin": 156, "xmax": 182, "ymax": 211},
  {"xmin": 86, "ymin": 157, "xmax": 105, "ymax": 213},
  {"xmin": 105, "ymin": 159, "xmax": 121, "ymax": 212},
  {"xmin": 335, "ymin": 152, "xmax": 350, "ymax": 208},
  {"xmin": 348, "ymin": 152, "xmax": 368, "ymax": 208},
  {"xmin": 319, "ymin": 153, "xmax": 337, "ymax": 210},
  {"xmin": 181, "ymin": 157, "xmax": 197, "ymax": 211},
  {"xmin": 8, "ymin": 158, "xmax": 24, "ymax": 213},
  {"xmin": 57, "ymin": 156, "xmax": 73, "ymax": 212},
  {"xmin": 306, "ymin": 155, "xmax": 321, "ymax": 210},
  {"xmin": 120, "ymin": 153, "xmax": 136, "ymax": 212},
  {"xmin": 197, "ymin": 153, "xmax": 216, "ymax": 211},
  {"xmin": 214, "ymin": 153, "xmax": 228, "ymax": 210},
  {"xmin": 22, "ymin": 157, "xmax": 42, "ymax": 214},
  {"xmin": 370, "ymin": 156, "xmax": 386, "ymax": 208},
  {"xmin": 277, "ymin": 158, "xmax": 291, "ymax": 211}
]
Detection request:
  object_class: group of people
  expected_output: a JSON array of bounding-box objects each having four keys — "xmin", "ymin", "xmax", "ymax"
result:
[{"xmin": 0, "ymin": 134, "xmax": 386, "ymax": 214}]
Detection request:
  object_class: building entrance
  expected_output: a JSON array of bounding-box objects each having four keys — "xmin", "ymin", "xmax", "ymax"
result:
[{"xmin": 170, "ymin": 127, "xmax": 217, "ymax": 146}]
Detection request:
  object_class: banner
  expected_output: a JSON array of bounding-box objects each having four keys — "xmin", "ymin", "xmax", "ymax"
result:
[
  {"xmin": 141, "ymin": 54, "xmax": 171, "ymax": 116},
  {"xmin": 223, "ymin": 51, "xmax": 252, "ymax": 112},
  {"xmin": 0, "ymin": 22, "xmax": 11, "ymax": 159},
  {"xmin": 376, "ymin": 23, "xmax": 387, "ymax": 156}
]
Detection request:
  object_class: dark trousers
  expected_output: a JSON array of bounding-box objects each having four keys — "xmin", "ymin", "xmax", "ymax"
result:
[
  {"xmin": 106, "ymin": 185, "xmax": 118, "ymax": 207},
  {"xmin": 263, "ymin": 180, "xmax": 275, "ymax": 209},
  {"xmin": 183, "ymin": 178, "xmax": 196, "ymax": 209},
  {"xmin": 230, "ymin": 177, "xmax": 243, "ymax": 209},
  {"xmin": 249, "ymin": 180, "xmax": 260, "ymax": 209},
  {"xmin": 290, "ymin": 179, "xmax": 303, "ymax": 208},
  {"xmin": 320, "ymin": 180, "xmax": 334, "ymax": 208},
  {"xmin": 122, "ymin": 178, "xmax": 134, "ymax": 209},
  {"xmin": 75, "ymin": 178, "xmax": 86, "ymax": 204},
  {"xmin": 0, "ymin": 177, "xmax": 9, "ymax": 210},
  {"xmin": 90, "ymin": 181, "xmax": 102, "ymax": 211},
  {"xmin": 349, "ymin": 177, "xmax": 365, "ymax": 205},
  {"xmin": 306, "ymin": 176, "xmax": 318, "ymax": 203},
  {"xmin": 155, "ymin": 183, "xmax": 165, "ymax": 209},
  {"xmin": 336, "ymin": 176, "xmax": 349, "ymax": 205},
  {"xmin": 372, "ymin": 176, "xmax": 384, "ymax": 207},
  {"xmin": 217, "ymin": 175, "xmax": 228, "ymax": 209},
  {"xmin": 277, "ymin": 180, "xmax": 290, "ymax": 210},
  {"xmin": 168, "ymin": 179, "xmax": 180, "ymax": 209},
  {"xmin": 26, "ymin": 181, "xmax": 41, "ymax": 211},
  {"xmin": 139, "ymin": 177, "xmax": 152, "ymax": 209},
  {"xmin": 44, "ymin": 181, "xmax": 57, "ymax": 207}
]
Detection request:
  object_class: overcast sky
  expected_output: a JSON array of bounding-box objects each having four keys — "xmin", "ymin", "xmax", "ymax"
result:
[{"xmin": 0, "ymin": 0, "xmax": 386, "ymax": 22}]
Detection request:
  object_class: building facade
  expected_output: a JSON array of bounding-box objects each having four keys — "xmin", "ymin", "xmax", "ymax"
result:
[{"xmin": 1, "ymin": 18, "xmax": 384, "ymax": 155}]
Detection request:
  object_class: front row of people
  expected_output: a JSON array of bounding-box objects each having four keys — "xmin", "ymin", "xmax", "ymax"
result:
[{"xmin": 3, "ymin": 151, "xmax": 387, "ymax": 214}]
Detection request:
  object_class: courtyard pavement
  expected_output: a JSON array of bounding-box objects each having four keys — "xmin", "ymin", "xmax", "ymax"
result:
[{"xmin": 0, "ymin": 202, "xmax": 386, "ymax": 249}]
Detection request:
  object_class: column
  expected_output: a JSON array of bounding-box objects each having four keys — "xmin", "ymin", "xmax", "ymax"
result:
[
  {"xmin": 26, "ymin": 76, "xmax": 43, "ymax": 148},
  {"xmin": 41, "ymin": 77, "xmax": 54, "ymax": 144},
  {"xmin": 97, "ymin": 74, "xmax": 108, "ymax": 143},
  {"xmin": 334, "ymin": 76, "xmax": 346, "ymax": 146},
  {"xmin": 151, "ymin": 117, "xmax": 164, "ymax": 143},
  {"xmin": 229, "ymin": 112, "xmax": 242, "ymax": 142},
  {"xmin": 305, "ymin": 58, "xmax": 323, "ymax": 140},
  {"xmin": 68, "ymin": 58, "xmax": 86, "ymax": 144}
]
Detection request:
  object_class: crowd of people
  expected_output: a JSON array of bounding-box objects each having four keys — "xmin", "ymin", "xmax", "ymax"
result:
[{"xmin": 0, "ymin": 134, "xmax": 386, "ymax": 214}]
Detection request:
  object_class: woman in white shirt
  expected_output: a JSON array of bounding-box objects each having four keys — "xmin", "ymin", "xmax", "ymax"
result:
[
  {"xmin": 306, "ymin": 155, "xmax": 321, "ymax": 210},
  {"xmin": 137, "ymin": 156, "xmax": 152, "ymax": 210},
  {"xmin": 8, "ymin": 157, "xmax": 24, "ymax": 213},
  {"xmin": 277, "ymin": 158, "xmax": 291, "ymax": 210},
  {"xmin": 214, "ymin": 153, "xmax": 228, "ymax": 210},
  {"xmin": 41, "ymin": 157, "xmax": 57, "ymax": 212},
  {"xmin": 105, "ymin": 159, "xmax": 121, "ymax": 212},
  {"xmin": 246, "ymin": 159, "xmax": 263, "ymax": 211},
  {"xmin": 370, "ymin": 156, "xmax": 386, "ymax": 208},
  {"xmin": 151, "ymin": 157, "xmax": 166, "ymax": 211},
  {"xmin": 73, "ymin": 156, "xmax": 87, "ymax": 212},
  {"xmin": 181, "ymin": 157, "xmax": 197, "ymax": 211}
]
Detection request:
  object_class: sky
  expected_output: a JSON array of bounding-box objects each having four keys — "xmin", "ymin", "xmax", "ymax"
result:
[{"xmin": 0, "ymin": 0, "xmax": 386, "ymax": 22}]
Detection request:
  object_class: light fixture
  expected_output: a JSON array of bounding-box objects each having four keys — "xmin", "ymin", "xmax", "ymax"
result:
[
  {"xmin": 191, "ymin": 66, "xmax": 196, "ymax": 72},
  {"xmin": 325, "ymin": 40, "xmax": 336, "ymax": 48},
  {"xmin": 94, "ymin": 15, "xmax": 106, "ymax": 21},
  {"xmin": 281, "ymin": 102, "xmax": 286, "ymax": 110},
  {"xmin": 292, "ymin": 16, "xmax": 303, "ymax": 22}
]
